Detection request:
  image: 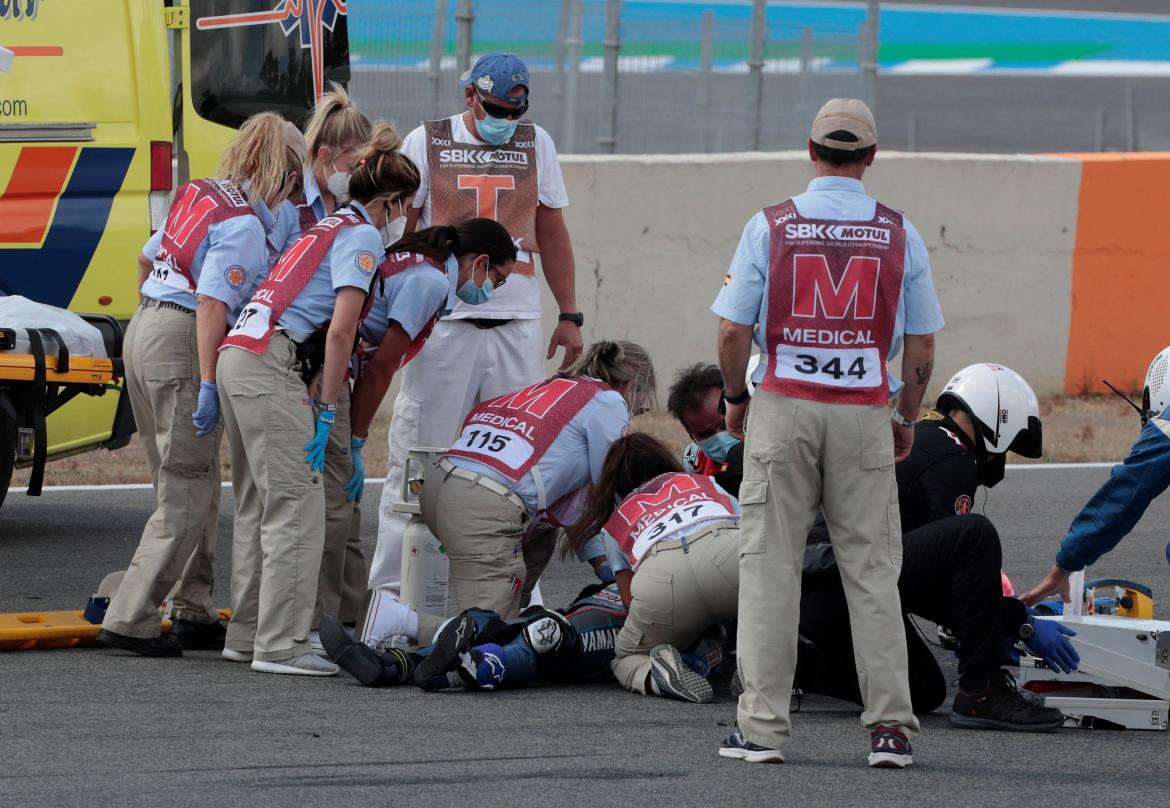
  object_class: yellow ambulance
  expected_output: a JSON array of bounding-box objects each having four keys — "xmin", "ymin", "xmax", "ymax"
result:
[{"xmin": 0, "ymin": 0, "xmax": 352, "ymax": 509}]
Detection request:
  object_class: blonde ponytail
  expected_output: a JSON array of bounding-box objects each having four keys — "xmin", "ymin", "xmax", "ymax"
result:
[
  {"xmin": 563, "ymin": 340, "xmax": 658, "ymax": 415},
  {"xmin": 304, "ymin": 82, "xmax": 372, "ymax": 163}
]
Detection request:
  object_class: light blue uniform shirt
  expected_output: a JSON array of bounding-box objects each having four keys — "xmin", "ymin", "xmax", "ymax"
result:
[
  {"xmin": 277, "ymin": 168, "xmax": 328, "ymax": 251},
  {"xmin": 139, "ymin": 196, "xmax": 281, "ymax": 319},
  {"xmin": 711, "ymin": 176, "xmax": 945, "ymax": 395},
  {"xmin": 449, "ymin": 389, "xmax": 630, "ymax": 515},
  {"xmin": 359, "ymin": 254, "xmax": 456, "ymax": 345},
  {"xmin": 277, "ymin": 201, "xmax": 383, "ymax": 337}
]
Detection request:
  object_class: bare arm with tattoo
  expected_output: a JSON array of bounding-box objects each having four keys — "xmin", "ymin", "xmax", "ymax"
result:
[{"xmin": 894, "ymin": 332, "xmax": 936, "ymax": 460}]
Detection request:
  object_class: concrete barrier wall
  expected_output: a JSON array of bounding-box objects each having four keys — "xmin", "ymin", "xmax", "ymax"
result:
[{"xmin": 536, "ymin": 151, "xmax": 1168, "ymax": 398}]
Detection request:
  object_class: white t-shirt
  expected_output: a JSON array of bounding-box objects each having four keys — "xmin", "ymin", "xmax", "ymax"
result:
[{"xmin": 400, "ymin": 113, "xmax": 570, "ymax": 320}]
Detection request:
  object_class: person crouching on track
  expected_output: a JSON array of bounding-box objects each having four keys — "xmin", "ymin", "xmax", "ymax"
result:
[
  {"xmin": 215, "ymin": 123, "xmax": 419, "ymax": 677},
  {"xmin": 564, "ymin": 434, "xmax": 740, "ymax": 704},
  {"xmin": 363, "ymin": 341, "xmax": 656, "ymax": 648},
  {"xmin": 98, "ymin": 113, "xmax": 305, "ymax": 658},
  {"xmin": 345, "ymin": 218, "xmax": 519, "ymax": 501}
]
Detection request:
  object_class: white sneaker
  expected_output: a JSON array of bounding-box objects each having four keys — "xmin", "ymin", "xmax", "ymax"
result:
[
  {"xmin": 309, "ymin": 630, "xmax": 327, "ymax": 656},
  {"xmin": 251, "ymin": 653, "xmax": 339, "ymax": 677},
  {"xmin": 222, "ymin": 648, "xmax": 251, "ymax": 663}
]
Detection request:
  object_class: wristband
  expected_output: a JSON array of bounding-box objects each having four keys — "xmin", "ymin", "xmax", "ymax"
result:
[
  {"xmin": 891, "ymin": 410, "xmax": 914, "ymax": 429},
  {"xmin": 722, "ymin": 387, "xmax": 751, "ymax": 406},
  {"xmin": 558, "ymin": 312, "xmax": 584, "ymax": 327}
]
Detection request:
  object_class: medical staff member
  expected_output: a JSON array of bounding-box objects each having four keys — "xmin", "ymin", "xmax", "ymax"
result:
[
  {"xmin": 216, "ymin": 123, "xmax": 419, "ymax": 677},
  {"xmin": 97, "ymin": 113, "xmax": 304, "ymax": 658},
  {"xmin": 371, "ymin": 52, "xmax": 583, "ymax": 600},
  {"xmin": 363, "ymin": 341, "xmax": 656, "ymax": 647},
  {"xmin": 713, "ymin": 98, "xmax": 943, "ymax": 768},
  {"xmin": 565, "ymin": 434, "xmax": 741, "ymax": 705},
  {"xmin": 347, "ymin": 218, "xmax": 520, "ymax": 467},
  {"xmin": 283, "ymin": 85, "xmax": 375, "ymax": 635},
  {"xmin": 1022, "ymin": 346, "xmax": 1170, "ymax": 606},
  {"xmin": 295, "ymin": 82, "xmax": 373, "ymax": 228}
]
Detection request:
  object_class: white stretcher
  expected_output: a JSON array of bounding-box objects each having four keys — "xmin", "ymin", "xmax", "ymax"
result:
[{"xmin": 1012, "ymin": 614, "xmax": 1170, "ymax": 730}]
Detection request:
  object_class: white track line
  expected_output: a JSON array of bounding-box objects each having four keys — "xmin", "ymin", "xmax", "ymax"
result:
[{"xmin": 9, "ymin": 465, "xmax": 1112, "ymax": 494}]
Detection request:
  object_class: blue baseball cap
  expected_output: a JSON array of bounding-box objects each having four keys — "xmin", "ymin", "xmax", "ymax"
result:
[{"xmin": 460, "ymin": 52, "xmax": 530, "ymax": 101}]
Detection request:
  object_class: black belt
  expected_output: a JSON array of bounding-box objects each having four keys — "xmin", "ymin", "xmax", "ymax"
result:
[
  {"xmin": 464, "ymin": 318, "xmax": 512, "ymax": 330},
  {"xmin": 140, "ymin": 297, "xmax": 195, "ymax": 316}
]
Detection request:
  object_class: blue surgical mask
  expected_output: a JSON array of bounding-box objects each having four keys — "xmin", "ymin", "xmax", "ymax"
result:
[
  {"xmin": 456, "ymin": 259, "xmax": 494, "ymax": 305},
  {"xmin": 476, "ymin": 114, "xmax": 518, "ymax": 146},
  {"xmin": 697, "ymin": 431, "xmax": 740, "ymax": 464}
]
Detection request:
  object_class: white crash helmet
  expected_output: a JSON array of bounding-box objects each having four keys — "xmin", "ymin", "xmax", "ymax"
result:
[
  {"xmin": 1144, "ymin": 346, "xmax": 1170, "ymax": 421},
  {"xmin": 935, "ymin": 363, "xmax": 1043, "ymax": 458}
]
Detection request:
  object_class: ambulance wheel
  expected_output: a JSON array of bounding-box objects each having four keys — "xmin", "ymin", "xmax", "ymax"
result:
[{"xmin": 0, "ymin": 408, "xmax": 14, "ymax": 512}]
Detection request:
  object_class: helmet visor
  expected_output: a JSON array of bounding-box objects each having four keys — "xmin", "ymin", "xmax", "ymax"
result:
[{"xmin": 1006, "ymin": 415, "xmax": 1043, "ymax": 459}]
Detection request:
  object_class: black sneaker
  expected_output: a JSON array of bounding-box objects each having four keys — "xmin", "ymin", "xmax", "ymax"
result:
[
  {"xmin": 868, "ymin": 725, "xmax": 913, "ymax": 768},
  {"xmin": 412, "ymin": 614, "xmax": 478, "ymax": 687},
  {"xmin": 718, "ymin": 731, "xmax": 784, "ymax": 764},
  {"xmin": 96, "ymin": 628, "xmax": 182, "ymax": 657},
  {"xmin": 950, "ymin": 669, "xmax": 1065, "ymax": 732},
  {"xmin": 320, "ymin": 615, "xmax": 410, "ymax": 687},
  {"xmin": 169, "ymin": 618, "xmax": 227, "ymax": 650}
]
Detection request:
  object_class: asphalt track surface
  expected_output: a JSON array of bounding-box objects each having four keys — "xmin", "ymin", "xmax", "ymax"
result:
[{"xmin": 2, "ymin": 467, "xmax": 1168, "ymax": 807}]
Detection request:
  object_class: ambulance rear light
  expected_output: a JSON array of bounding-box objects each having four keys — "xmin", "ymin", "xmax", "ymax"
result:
[
  {"xmin": 150, "ymin": 141, "xmax": 172, "ymax": 191},
  {"xmin": 149, "ymin": 141, "xmax": 173, "ymax": 233}
]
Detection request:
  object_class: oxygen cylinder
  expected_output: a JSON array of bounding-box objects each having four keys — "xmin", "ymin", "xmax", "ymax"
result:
[{"xmin": 394, "ymin": 447, "xmax": 449, "ymax": 617}]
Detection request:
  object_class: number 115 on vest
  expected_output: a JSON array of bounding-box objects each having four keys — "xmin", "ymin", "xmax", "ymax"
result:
[{"xmin": 452, "ymin": 424, "xmax": 535, "ymax": 471}]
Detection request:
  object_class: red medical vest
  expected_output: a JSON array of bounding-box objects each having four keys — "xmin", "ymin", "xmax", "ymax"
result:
[
  {"xmin": 358, "ymin": 250, "xmax": 448, "ymax": 372},
  {"xmin": 151, "ymin": 178, "xmax": 255, "ymax": 292},
  {"xmin": 604, "ymin": 473, "xmax": 739, "ymax": 568},
  {"xmin": 221, "ymin": 213, "xmax": 366, "ymax": 355},
  {"xmin": 447, "ymin": 377, "xmax": 610, "ymax": 483},
  {"xmin": 761, "ymin": 199, "xmax": 906, "ymax": 406}
]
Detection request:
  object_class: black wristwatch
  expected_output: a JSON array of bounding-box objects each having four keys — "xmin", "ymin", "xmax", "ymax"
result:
[
  {"xmin": 558, "ymin": 312, "xmax": 584, "ymax": 327},
  {"xmin": 1017, "ymin": 617, "xmax": 1035, "ymax": 642},
  {"xmin": 722, "ymin": 387, "xmax": 751, "ymax": 407}
]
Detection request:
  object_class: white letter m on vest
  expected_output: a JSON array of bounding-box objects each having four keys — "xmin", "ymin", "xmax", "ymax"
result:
[{"xmin": 791, "ymin": 255, "xmax": 880, "ymax": 320}]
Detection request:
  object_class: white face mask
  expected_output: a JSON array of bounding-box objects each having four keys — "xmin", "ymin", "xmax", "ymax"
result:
[
  {"xmin": 380, "ymin": 199, "xmax": 407, "ymax": 248},
  {"xmin": 324, "ymin": 155, "xmax": 351, "ymax": 204}
]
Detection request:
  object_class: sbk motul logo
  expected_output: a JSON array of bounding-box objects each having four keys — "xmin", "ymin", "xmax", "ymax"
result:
[
  {"xmin": 792, "ymin": 254, "xmax": 880, "ymax": 320},
  {"xmin": 438, "ymin": 148, "xmax": 529, "ymax": 166},
  {"xmin": 785, "ymin": 223, "xmax": 890, "ymax": 244}
]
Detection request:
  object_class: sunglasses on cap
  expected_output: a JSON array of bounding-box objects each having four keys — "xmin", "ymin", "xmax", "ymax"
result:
[{"xmin": 475, "ymin": 87, "xmax": 529, "ymax": 120}]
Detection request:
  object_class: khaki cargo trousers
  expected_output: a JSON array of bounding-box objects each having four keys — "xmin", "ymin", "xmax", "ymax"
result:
[
  {"xmin": 612, "ymin": 525, "xmax": 740, "ymax": 693},
  {"xmin": 735, "ymin": 390, "xmax": 919, "ymax": 750},
  {"xmin": 416, "ymin": 461, "xmax": 532, "ymax": 643},
  {"xmin": 102, "ymin": 300, "xmax": 220, "ymax": 638},
  {"xmin": 314, "ymin": 381, "xmax": 368, "ymax": 627},
  {"xmin": 217, "ymin": 333, "xmax": 325, "ymax": 662}
]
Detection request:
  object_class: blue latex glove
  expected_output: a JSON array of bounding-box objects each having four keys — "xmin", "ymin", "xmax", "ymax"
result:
[
  {"xmin": 192, "ymin": 381, "xmax": 220, "ymax": 436},
  {"xmin": 304, "ymin": 408, "xmax": 335, "ymax": 472},
  {"xmin": 594, "ymin": 562, "xmax": 616, "ymax": 584},
  {"xmin": 1024, "ymin": 619, "xmax": 1080, "ymax": 674},
  {"xmin": 344, "ymin": 435, "xmax": 366, "ymax": 502}
]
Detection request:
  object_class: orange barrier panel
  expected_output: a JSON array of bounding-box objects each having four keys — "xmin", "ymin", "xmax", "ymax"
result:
[{"xmin": 1060, "ymin": 153, "xmax": 1170, "ymax": 394}]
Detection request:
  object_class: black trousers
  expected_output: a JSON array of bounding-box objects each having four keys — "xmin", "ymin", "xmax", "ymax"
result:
[{"xmin": 798, "ymin": 514, "xmax": 1026, "ymax": 713}]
